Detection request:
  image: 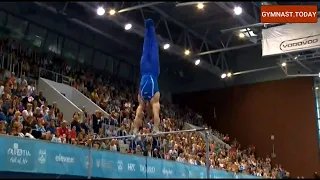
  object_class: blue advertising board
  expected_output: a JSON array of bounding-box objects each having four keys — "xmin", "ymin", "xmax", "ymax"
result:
[{"xmin": 0, "ymin": 136, "xmax": 262, "ymax": 179}]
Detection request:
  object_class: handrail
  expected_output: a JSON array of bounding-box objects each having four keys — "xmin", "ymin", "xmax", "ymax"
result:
[
  {"xmin": 185, "ymin": 123, "xmax": 231, "ymax": 149},
  {"xmin": 39, "ymin": 68, "xmax": 75, "ymax": 86}
]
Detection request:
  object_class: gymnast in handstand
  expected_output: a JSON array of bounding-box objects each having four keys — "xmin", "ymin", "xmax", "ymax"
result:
[{"xmin": 133, "ymin": 19, "xmax": 161, "ymax": 136}]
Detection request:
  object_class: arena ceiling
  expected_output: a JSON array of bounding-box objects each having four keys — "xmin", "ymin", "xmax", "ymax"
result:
[
  {"xmin": 18, "ymin": 2, "xmax": 320, "ymax": 88},
  {"xmin": 26, "ymin": 2, "xmax": 260, "ymax": 76}
]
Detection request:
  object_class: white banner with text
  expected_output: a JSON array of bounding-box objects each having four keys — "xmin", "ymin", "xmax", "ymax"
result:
[{"xmin": 262, "ymin": 18, "xmax": 320, "ymax": 56}]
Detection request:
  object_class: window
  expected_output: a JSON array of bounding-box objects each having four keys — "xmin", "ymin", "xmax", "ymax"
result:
[
  {"xmin": 314, "ymin": 78, "xmax": 320, "ymax": 151},
  {"xmin": 239, "ymin": 28, "xmax": 257, "ymax": 38},
  {"xmin": 25, "ymin": 23, "xmax": 47, "ymax": 47},
  {"xmin": 0, "ymin": 11, "xmax": 8, "ymax": 38},
  {"xmin": 78, "ymin": 45, "xmax": 93, "ymax": 64},
  {"xmin": 62, "ymin": 38, "xmax": 79, "ymax": 60},
  {"xmin": 93, "ymin": 51, "xmax": 107, "ymax": 70},
  {"xmin": 6, "ymin": 15, "xmax": 28, "ymax": 39},
  {"xmin": 44, "ymin": 32, "xmax": 63, "ymax": 55},
  {"xmin": 105, "ymin": 56, "xmax": 114, "ymax": 74},
  {"xmin": 119, "ymin": 61, "xmax": 131, "ymax": 80},
  {"xmin": 0, "ymin": 11, "xmax": 7, "ymax": 27}
]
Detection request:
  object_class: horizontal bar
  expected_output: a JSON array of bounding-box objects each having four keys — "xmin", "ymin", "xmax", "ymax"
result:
[
  {"xmin": 220, "ymin": 23, "xmax": 282, "ymax": 33},
  {"xmin": 118, "ymin": 2, "xmax": 165, "ymax": 13},
  {"xmin": 221, "ymin": 23, "xmax": 264, "ymax": 33},
  {"xmin": 287, "ymin": 74, "xmax": 319, "ymax": 77},
  {"xmin": 93, "ymin": 128, "xmax": 207, "ymax": 141},
  {"xmin": 175, "ymin": 2, "xmax": 209, "ymax": 7},
  {"xmin": 233, "ymin": 65, "xmax": 279, "ymax": 76},
  {"xmin": 198, "ymin": 43, "xmax": 261, "ymax": 56}
]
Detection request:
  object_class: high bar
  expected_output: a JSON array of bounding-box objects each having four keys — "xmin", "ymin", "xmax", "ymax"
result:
[{"xmin": 92, "ymin": 128, "xmax": 207, "ymax": 141}]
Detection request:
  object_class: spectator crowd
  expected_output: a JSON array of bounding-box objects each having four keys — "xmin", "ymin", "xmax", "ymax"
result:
[{"xmin": 0, "ymin": 37, "xmax": 293, "ymax": 179}]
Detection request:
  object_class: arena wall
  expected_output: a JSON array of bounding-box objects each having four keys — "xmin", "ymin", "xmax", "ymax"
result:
[{"xmin": 174, "ymin": 77, "xmax": 318, "ymax": 177}]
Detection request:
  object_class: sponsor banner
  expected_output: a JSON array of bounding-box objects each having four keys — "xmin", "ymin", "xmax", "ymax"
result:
[
  {"xmin": 0, "ymin": 136, "xmax": 262, "ymax": 179},
  {"xmin": 262, "ymin": 20, "xmax": 320, "ymax": 56},
  {"xmin": 261, "ymin": 5, "xmax": 318, "ymax": 23}
]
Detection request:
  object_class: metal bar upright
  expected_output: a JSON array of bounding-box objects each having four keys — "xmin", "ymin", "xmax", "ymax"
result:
[
  {"xmin": 205, "ymin": 131, "xmax": 210, "ymax": 179},
  {"xmin": 88, "ymin": 142, "xmax": 92, "ymax": 179}
]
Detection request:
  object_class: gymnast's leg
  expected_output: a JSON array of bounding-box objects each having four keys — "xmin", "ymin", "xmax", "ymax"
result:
[
  {"xmin": 150, "ymin": 92, "xmax": 160, "ymax": 133},
  {"xmin": 133, "ymin": 95, "xmax": 145, "ymax": 135},
  {"xmin": 143, "ymin": 19, "xmax": 161, "ymax": 134},
  {"xmin": 140, "ymin": 18, "xmax": 160, "ymax": 77}
]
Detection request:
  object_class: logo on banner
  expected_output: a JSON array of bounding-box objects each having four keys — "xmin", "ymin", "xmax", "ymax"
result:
[
  {"xmin": 96, "ymin": 159, "xmax": 100, "ymax": 168},
  {"xmin": 117, "ymin": 160, "xmax": 123, "ymax": 171},
  {"xmin": 38, "ymin": 149, "xmax": 46, "ymax": 164},
  {"xmin": 96, "ymin": 159, "xmax": 113, "ymax": 169},
  {"xmin": 7, "ymin": 143, "xmax": 31, "ymax": 165},
  {"xmin": 85, "ymin": 156, "xmax": 89, "ymax": 169},
  {"xmin": 280, "ymin": 34, "xmax": 320, "ymax": 51},
  {"xmin": 162, "ymin": 168, "xmax": 173, "ymax": 177},
  {"xmin": 139, "ymin": 164, "xmax": 155, "ymax": 174},
  {"xmin": 55, "ymin": 154, "xmax": 75, "ymax": 164},
  {"xmin": 200, "ymin": 172, "xmax": 205, "ymax": 179},
  {"xmin": 234, "ymin": 173, "xmax": 239, "ymax": 179}
]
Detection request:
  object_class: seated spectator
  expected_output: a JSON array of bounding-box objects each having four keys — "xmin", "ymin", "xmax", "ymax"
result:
[
  {"xmin": 22, "ymin": 116, "xmax": 36, "ymax": 129},
  {"xmin": 77, "ymin": 128, "xmax": 87, "ymax": 145},
  {"xmin": 51, "ymin": 131, "xmax": 62, "ymax": 143},
  {"xmin": 0, "ymin": 120, "xmax": 6, "ymax": 134},
  {"xmin": 143, "ymin": 143, "xmax": 152, "ymax": 158},
  {"xmin": 17, "ymin": 74, "xmax": 28, "ymax": 87},
  {"xmin": 80, "ymin": 117, "xmax": 90, "ymax": 134},
  {"xmin": 58, "ymin": 120, "xmax": 69, "ymax": 137},
  {"xmin": 0, "ymin": 81, "xmax": 4, "ymax": 95},
  {"xmin": 22, "ymin": 103, "xmax": 33, "ymax": 120},
  {"xmin": 52, "ymin": 102, "xmax": 60, "ymax": 116},
  {"xmin": 109, "ymin": 112, "xmax": 118, "ymax": 126},
  {"xmin": 44, "ymin": 105, "xmax": 56, "ymax": 123},
  {"xmin": 106, "ymin": 126, "xmax": 117, "ymax": 137},
  {"xmin": 35, "ymin": 118, "xmax": 46, "ymax": 133},
  {"xmin": 176, "ymin": 153, "xmax": 186, "ymax": 163},
  {"xmin": 91, "ymin": 89, "xmax": 99, "ymax": 103},
  {"xmin": 44, "ymin": 131, "xmax": 52, "ymax": 141},
  {"xmin": 92, "ymin": 110, "xmax": 103, "ymax": 134},
  {"xmin": 9, "ymin": 97, "xmax": 19, "ymax": 114},
  {"xmin": 96, "ymin": 128, "xmax": 104, "ymax": 139},
  {"xmin": 27, "ymin": 81, "xmax": 36, "ymax": 96},
  {"xmin": 0, "ymin": 111, "xmax": 6, "ymax": 122},
  {"xmin": 37, "ymin": 90, "xmax": 46, "ymax": 104},
  {"xmin": 71, "ymin": 112, "xmax": 81, "ymax": 133},
  {"xmin": 33, "ymin": 107, "xmax": 43, "ymax": 122},
  {"xmin": 40, "ymin": 101, "xmax": 49, "ymax": 115},
  {"xmin": 2, "ymin": 95, "xmax": 11, "ymax": 115},
  {"xmin": 10, "ymin": 111, "xmax": 22, "ymax": 127},
  {"xmin": 135, "ymin": 145, "xmax": 143, "ymax": 155},
  {"xmin": 24, "ymin": 127, "xmax": 35, "ymax": 139},
  {"xmin": 117, "ymin": 124, "xmax": 127, "ymax": 137},
  {"xmin": 153, "ymin": 148, "xmax": 162, "ymax": 158},
  {"xmin": 55, "ymin": 112, "xmax": 63, "ymax": 127},
  {"xmin": 69, "ymin": 126, "xmax": 77, "ymax": 140},
  {"xmin": 46, "ymin": 120, "xmax": 56, "ymax": 134},
  {"xmin": 109, "ymin": 139, "xmax": 118, "ymax": 152}
]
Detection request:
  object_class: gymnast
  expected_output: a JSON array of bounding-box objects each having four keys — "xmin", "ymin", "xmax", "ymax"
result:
[{"xmin": 133, "ymin": 18, "xmax": 161, "ymax": 136}]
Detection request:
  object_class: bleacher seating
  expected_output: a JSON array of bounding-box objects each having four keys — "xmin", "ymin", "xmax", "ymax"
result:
[{"xmin": 0, "ymin": 36, "xmax": 290, "ymax": 179}]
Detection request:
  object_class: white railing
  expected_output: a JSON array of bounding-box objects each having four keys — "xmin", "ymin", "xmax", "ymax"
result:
[
  {"xmin": 184, "ymin": 123, "xmax": 231, "ymax": 149},
  {"xmin": 39, "ymin": 68, "xmax": 74, "ymax": 87}
]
